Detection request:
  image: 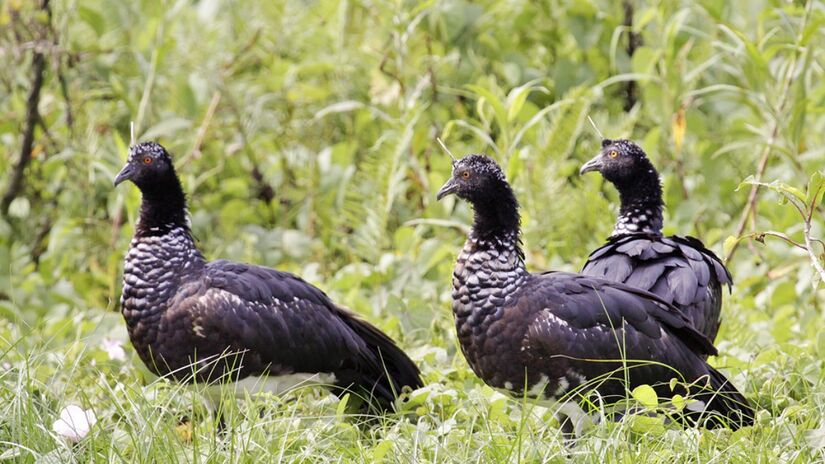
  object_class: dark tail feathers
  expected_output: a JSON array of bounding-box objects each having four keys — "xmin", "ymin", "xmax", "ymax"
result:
[
  {"xmin": 686, "ymin": 366, "xmax": 754, "ymax": 430},
  {"xmin": 333, "ymin": 313, "xmax": 423, "ymax": 413}
]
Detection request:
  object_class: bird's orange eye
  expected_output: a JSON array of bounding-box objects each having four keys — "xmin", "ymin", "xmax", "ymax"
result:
[
  {"xmin": 462, "ymin": 171, "xmax": 471, "ymax": 179},
  {"xmin": 608, "ymin": 150, "xmax": 619, "ymax": 158},
  {"xmin": 143, "ymin": 156, "xmax": 153, "ymax": 165}
]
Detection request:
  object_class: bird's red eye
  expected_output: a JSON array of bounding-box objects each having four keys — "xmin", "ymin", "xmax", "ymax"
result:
[{"xmin": 143, "ymin": 156, "xmax": 153, "ymax": 165}]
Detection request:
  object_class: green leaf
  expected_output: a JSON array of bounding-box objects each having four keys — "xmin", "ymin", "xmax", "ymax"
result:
[
  {"xmin": 371, "ymin": 439, "xmax": 394, "ymax": 463},
  {"xmin": 505, "ymin": 79, "xmax": 546, "ymax": 123},
  {"xmin": 723, "ymin": 235, "xmax": 738, "ymax": 258},
  {"xmin": 739, "ymin": 177, "xmax": 806, "ymax": 203},
  {"xmin": 628, "ymin": 414, "xmax": 666, "ymax": 435},
  {"xmin": 8, "ymin": 198, "xmax": 30, "ymax": 219},
  {"xmin": 466, "ymin": 84, "xmax": 508, "ymax": 137},
  {"xmin": 632, "ymin": 384, "xmax": 659, "ymax": 408},
  {"xmin": 336, "ymin": 392, "xmax": 350, "ymax": 417},
  {"xmin": 776, "ymin": 183, "xmax": 807, "ymax": 203},
  {"xmin": 78, "ymin": 6, "xmax": 105, "ymax": 36},
  {"xmin": 506, "ymin": 87, "xmax": 530, "ymax": 123},
  {"xmin": 807, "ymin": 171, "xmax": 824, "ymax": 207},
  {"xmin": 631, "ymin": 46, "xmax": 659, "ymax": 74},
  {"xmin": 672, "ymin": 394, "xmax": 687, "ymax": 411},
  {"xmin": 735, "ymin": 175, "xmax": 758, "ymax": 191}
]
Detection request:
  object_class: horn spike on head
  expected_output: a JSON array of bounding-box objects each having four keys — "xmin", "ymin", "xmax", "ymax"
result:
[
  {"xmin": 437, "ymin": 137, "xmax": 457, "ymax": 164},
  {"xmin": 586, "ymin": 115, "xmax": 605, "ymax": 141}
]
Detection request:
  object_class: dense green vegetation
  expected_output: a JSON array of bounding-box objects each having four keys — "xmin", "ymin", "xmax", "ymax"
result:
[{"xmin": 1, "ymin": 0, "xmax": 824, "ymax": 461}]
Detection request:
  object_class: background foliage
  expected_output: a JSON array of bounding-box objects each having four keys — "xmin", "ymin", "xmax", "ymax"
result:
[{"xmin": 1, "ymin": 0, "xmax": 824, "ymax": 462}]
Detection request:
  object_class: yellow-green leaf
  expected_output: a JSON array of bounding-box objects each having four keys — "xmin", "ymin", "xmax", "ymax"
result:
[
  {"xmin": 371, "ymin": 439, "xmax": 394, "ymax": 463},
  {"xmin": 723, "ymin": 235, "xmax": 738, "ymax": 258},
  {"xmin": 466, "ymin": 84, "xmax": 508, "ymax": 132},
  {"xmin": 807, "ymin": 171, "xmax": 824, "ymax": 206},
  {"xmin": 672, "ymin": 394, "xmax": 687, "ymax": 411},
  {"xmin": 336, "ymin": 392, "xmax": 350, "ymax": 417},
  {"xmin": 629, "ymin": 414, "xmax": 666, "ymax": 435},
  {"xmin": 632, "ymin": 384, "xmax": 659, "ymax": 408}
]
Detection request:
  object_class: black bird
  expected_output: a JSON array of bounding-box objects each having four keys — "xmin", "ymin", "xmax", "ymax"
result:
[
  {"xmin": 114, "ymin": 141, "xmax": 422, "ymax": 414},
  {"xmin": 579, "ymin": 139, "xmax": 732, "ymax": 343},
  {"xmin": 437, "ymin": 154, "xmax": 752, "ymax": 433}
]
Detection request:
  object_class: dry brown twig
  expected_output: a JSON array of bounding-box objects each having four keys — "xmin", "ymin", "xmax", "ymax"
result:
[{"xmin": 0, "ymin": 0, "xmax": 50, "ymax": 218}]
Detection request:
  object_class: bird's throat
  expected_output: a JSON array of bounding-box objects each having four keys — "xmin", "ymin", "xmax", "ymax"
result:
[
  {"xmin": 613, "ymin": 170, "xmax": 664, "ymax": 237},
  {"xmin": 136, "ymin": 180, "xmax": 189, "ymax": 237}
]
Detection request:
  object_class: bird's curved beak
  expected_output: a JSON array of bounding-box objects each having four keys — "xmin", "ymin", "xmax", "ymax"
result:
[
  {"xmin": 579, "ymin": 154, "xmax": 604, "ymax": 175},
  {"xmin": 113, "ymin": 163, "xmax": 135, "ymax": 187},
  {"xmin": 436, "ymin": 177, "xmax": 458, "ymax": 201}
]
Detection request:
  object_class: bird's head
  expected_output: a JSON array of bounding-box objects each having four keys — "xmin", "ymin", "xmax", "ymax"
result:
[
  {"xmin": 436, "ymin": 154, "xmax": 510, "ymax": 204},
  {"xmin": 114, "ymin": 142, "xmax": 177, "ymax": 190},
  {"xmin": 579, "ymin": 139, "xmax": 653, "ymax": 184}
]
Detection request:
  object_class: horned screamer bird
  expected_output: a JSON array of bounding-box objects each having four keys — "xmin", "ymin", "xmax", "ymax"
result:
[
  {"xmin": 437, "ymin": 154, "xmax": 752, "ymax": 433},
  {"xmin": 114, "ymin": 142, "xmax": 421, "ymax": 415},
  {"xmin": 579, "ymin": 139, "xmax": 732, "ymax": 343}
]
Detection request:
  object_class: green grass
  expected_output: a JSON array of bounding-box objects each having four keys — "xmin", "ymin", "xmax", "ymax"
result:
[
  {"xmin": 2, "ymin": 269, "xmax": 823, "ymax": 462},
  {"xmin": 2, "ymin": 316, "xmax": 823, "ymax": 463},
  {"xmin": 2, "ymin": 0, "xmax": 825, "ymax": 462}
]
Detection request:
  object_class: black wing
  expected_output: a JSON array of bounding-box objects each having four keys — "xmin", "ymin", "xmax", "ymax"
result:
[
  {"xmin": 526, "ymin": 271, "xmax": 715, "ymax": 358},
  {"xmin": 581, "ymin": 234, "xmax": 732, "ymax": 341},
  {"xmin": 518, "ymin": 272, "xmax": 751, "ymax": 427},
  {"xmin": 164, "ymin": 260, "xmax": 420, "ymax": 408}
]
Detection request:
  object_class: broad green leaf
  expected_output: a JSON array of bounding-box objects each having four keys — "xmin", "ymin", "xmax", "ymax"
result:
[
  {"xmin": 737, "ymin": 175, "xmax": 766, "ymax": 191},
  {"xmin": 672, "ymin": 394, "xmax": 687, "ymax": 411},
  {"xmin": 634, "ymin": 7, "xmax": 657, "ymax": 32},
  {"xmin": 739, "ymin": 177, "xmax": 807, "ymax": 203},
  {"xmin": 505, "ymin": 79, "xmax": 546, "ymax": 123},
  {"xmin": 466, "ymin": 84, "xmax": 508, "ymax": 135},
  {"xmin": 775, "ymin": 183, "xmax": 807, "ymax": 203},
  {"xmin": 506, "ymin": 85, "xmax": 531, "ymax": 123},
  {"xmin": 631, "ymin": 46, "xmax": 659, "ymax": 74},
  {"xmin": 371, "ymin": 439, "xmax": 394, "ymax": 463},
  {"xmin": 628, "ymin": 414, "xmax": 666, "ymax": 435},
  {"xmin": 78, "ymin": 6, "xmax": 105, "ymax": 36},
  {"xmin": 807, "ymin": 171, "xmax": 824, "ymax": 207},
  {"xmin": 632, "ymin": 384, "xmax": 659, "ymax": 408}
]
